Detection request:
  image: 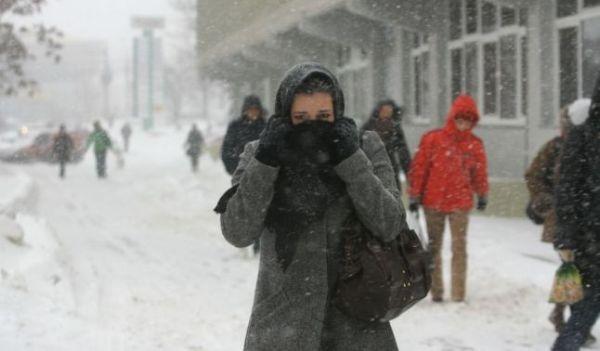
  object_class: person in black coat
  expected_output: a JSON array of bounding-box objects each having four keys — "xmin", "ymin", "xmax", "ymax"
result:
[
  {"xmin": 185, "ymin": 124, "xmax": 204, "ymax": 172},
  {"xmin": 360, "ymin": 100, "xmax": 411, "ymax": 187},
  {"xmin": 52, "ymin": 124, "xmax": 74, "ymax": 179},
  {"xmin": 553, "ymin": 72, "xmax": 600, "ymax": 351},
  {"xmin": 221, "ymin": 95, "xmax": 267, "ymax": 176}
]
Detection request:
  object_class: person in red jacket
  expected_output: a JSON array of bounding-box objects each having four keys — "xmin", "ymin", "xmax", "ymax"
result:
[{"xmin": 408, "ymin": 94, "xmax": 489, "ymax": 302}]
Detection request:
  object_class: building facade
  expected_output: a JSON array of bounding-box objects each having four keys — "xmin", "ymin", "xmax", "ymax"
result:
[{"xmin": 197, "ymin": 0, "xmax": 600, "ymax": 179}]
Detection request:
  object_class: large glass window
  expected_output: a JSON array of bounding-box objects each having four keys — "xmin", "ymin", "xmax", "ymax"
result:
[
  {"xmin": 559, "ymin": 27, "xmax": 579, "ymax": 108},
  {"xmin": 500, "ymin": 35, "xmax": 518, "ymax": 119},
  {"xmin": 450, "ymin": 0, "xmax": 463, "ymax": 40},
  {"xmin": 482, "ymin": 2, "xmax": 497, "ymax": 33},
  {"xmin": 465, "ymin": 43, "xmax": 478, "ymax": 97},
  {"xmin": 466, "ymin": 0, "xmax": 478, "ymax": 34},
  {"xmin": 557, "ymin": 0, "xmax": 578, "ymax": 18},
  {"xmin": 414, "ymin": 56, "xmax": 421, "ymax": 117},
  {"xmin": 483, "ymin": 42, "xmax": 498, "ymax": 115},
  {"xmin": 582, "ymin": 17, "xmax": 600, "ymax": 97},
  {"xmin": 584, "ymin": 0, "xmax": 600, "ymax": 8},
  {"xmin": 521, "ymin": 37, "xmax": 528, "ymax": 115},
  {"xmin": 501, "ymin": 7, "xmax": 517, "ymax": 27},
  {"xmin": 451, "ymin": 48, "xmax": 464, "ymax": 101}
]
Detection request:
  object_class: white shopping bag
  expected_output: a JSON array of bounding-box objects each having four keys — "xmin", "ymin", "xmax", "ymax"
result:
[{"xmin": 406, "ymin": 209, "xmax": 428, "ymax": 247}]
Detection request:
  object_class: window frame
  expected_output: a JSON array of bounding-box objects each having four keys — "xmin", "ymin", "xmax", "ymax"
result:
[
  {"xmin": 336, "ymin": 46, "xmax": 373, "ymax": 121},
  {"xmin": 447, "ymin": 3, "xmax": 527, "ymax": 125},
  {"xmin": 409, "ymin": 32, "xmax": 432, "ymax": 123}
]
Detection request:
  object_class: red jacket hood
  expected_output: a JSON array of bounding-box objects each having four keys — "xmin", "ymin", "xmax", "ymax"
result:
[{"xmin": 444, "ymin": 95, "xmax": 480, "ymax": 134}]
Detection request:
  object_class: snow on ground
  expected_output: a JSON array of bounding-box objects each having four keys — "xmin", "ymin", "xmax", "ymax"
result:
[{"xmin": 0, "ymin": 126, "xmax": 593, "ymax": 350}]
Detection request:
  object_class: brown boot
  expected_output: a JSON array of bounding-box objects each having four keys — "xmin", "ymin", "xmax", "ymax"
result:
[{"xmin": 549, "ymin": 304, "xmax": 565, "ymax": 333}]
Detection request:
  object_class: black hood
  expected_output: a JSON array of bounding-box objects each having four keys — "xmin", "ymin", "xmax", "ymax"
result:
[
  {"xmin": 241, "ymin": 95, "xmax": 265, "ymax": 119},
  {"xmin": 369, "ymin": 99, "xmax": 404, "ymax": 122},
  {"xmin": 274, "ymin": 62, "xmax": 344, "ymax": 120}
]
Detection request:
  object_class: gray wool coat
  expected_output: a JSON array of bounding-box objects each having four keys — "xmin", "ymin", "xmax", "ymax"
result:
[{"xmin": 220, "ymin": 131, "xmax": 406, "ymax": 351}]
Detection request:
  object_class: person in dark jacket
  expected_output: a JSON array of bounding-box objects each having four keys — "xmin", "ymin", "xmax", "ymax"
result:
[
  {"xmin": 221, "ymin": 95, "xmax": 266, "ymax": 175},
  {"xmin": 52, "ymin": 124, "xmax": 74, "ymax": 178},
  {"xmin": 121, "ymin": 123, "xmax": 132, "ymax": 152},
  {"xmin": 185, "ymin": 124, "xmax": 204, "ymax": 172},
  {"xmin": 552, "ymin": 73, "xmax": 600, "ymax": 351},
  {"xmin": 86, "ymin": 121, "xmax": 112, "ymax": 178},
  {"xmin": 216, "ymin": 63, "xmax": 406, "ymax": 351},
  {"xmin": 361, "ymin": 99, "xmax": 411, "ymax": 186}
]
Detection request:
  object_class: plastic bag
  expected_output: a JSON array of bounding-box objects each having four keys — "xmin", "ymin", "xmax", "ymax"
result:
[{"xmin": 549, "ymin": 262, "xmax": 584, "ymax": 305}]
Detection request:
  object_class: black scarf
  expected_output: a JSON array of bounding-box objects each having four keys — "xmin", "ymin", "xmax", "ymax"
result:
[{"xmin": 265, "ymin": 121, "xmax": 346, "ymax": 271}]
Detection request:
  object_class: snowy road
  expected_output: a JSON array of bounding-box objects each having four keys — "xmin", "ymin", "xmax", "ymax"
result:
[{"xmin": 0, "ymin": 128, "xmax": 594, "ymax": 350}]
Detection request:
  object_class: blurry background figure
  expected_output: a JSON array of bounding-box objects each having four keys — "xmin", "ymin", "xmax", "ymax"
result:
[
  {"xmin": 221, "ymin": 95, "xmax": 266, "ymax": 176},
  {"xmin": 221, "ymin": 94, "xmax": 266, "ymax": 257},
  {"xmin": 361, "ymin": 99, "xmax": 411, "ymax": 190},
  {"xmin": 86, "ymin": 121, "xmax": 113, "ymax": 178},
  {"xmin": 121, "ymin": 123, "xmax": 132, "ymax": 152},
  {"xmin": 51, "ymin": 124, "xmax": 74, "ymax": 179},
  {"xmin": 184, "ymin": 124, "xmax": 204, "ymax": 173}
]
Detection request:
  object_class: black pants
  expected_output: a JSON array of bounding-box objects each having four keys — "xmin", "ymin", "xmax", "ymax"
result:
[
  {"xmin": 553, "ymin": 267, "xmax": 600, "ymax": 350},
  {"xmin": 190, "ymin": 154, "xmax": 199, "ymax": 172},
  {"xmin": 59, "ymin": 160, "xmax": 67, "ymax": 178},
  {"xmin": 95, "ymin": 151, "xmax": 107, "ymax": 178}
]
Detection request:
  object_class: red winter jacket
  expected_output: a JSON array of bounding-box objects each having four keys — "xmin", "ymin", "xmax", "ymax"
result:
[{"xmin": 409, "ymin": 95, "xmax": 489, "ymax": 212}]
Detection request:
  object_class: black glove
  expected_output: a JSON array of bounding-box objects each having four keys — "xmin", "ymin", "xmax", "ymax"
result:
[
  {"xmin": 477, "ymin": 196, "xmax": 488, "ymax": 211},
  {"xmin": 255, "ymin": 118, "xmax": 291, "ymax": 167},
  {"xmin": 329, "ymin": 117, "xmax": 359, "ymax": 165},
  {"xmin": 409, "ymin": 197, "xmax": 420, "ymax": 213}
]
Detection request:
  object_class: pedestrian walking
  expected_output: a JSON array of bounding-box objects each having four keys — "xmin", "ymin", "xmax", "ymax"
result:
[
  {"xmin": 215, "ymin": 63, "xmax": 407, "ymax": 351},
  {"xmin": 408, "ymin": 94, "xmax": 489, "ymax": 303},
  {"xmin": 221, "ymin": 94, "xmax": 267, "ymax": 256},
  {"xmin": 185, "ymin": 124, "xmax": 204, "ymax": 172},
  {"xmin": 121, "ymin": 123, "xmax": 132, "ymax": 152},
  {"xmin": 52, "ymin": 124, "xmax": 74, "ymax": 179},
  {"xmin": 86, "ymin": 121, "xmax": 113, "ymax": 178},
  {"xmin": 361, "ymin": 99, "xmax": 411, "ymax": 188},
  {"xmin": 552, "ymin": 73, "xmax": 600, "ymax": 351},
  {"xmin": 221, "ymin": 95, "xmax": 266, "ymax": 176}
]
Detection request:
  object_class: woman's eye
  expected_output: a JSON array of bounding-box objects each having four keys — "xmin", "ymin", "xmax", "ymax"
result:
[
  {"xmin": 317, "ymin": 113, "xmax": 331, "ymax": 120},
  {"xmin": 293, "ymin": 115, "xmax": 305, "ymax": 122}
]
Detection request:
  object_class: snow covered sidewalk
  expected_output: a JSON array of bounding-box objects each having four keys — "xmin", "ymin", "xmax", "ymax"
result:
[{"xmin": 0, "ymin": 128, "xmax": 592, "ymax": 351}]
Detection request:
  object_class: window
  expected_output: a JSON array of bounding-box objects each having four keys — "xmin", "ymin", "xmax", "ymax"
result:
[
  {"xmin": 482, "ymin": 2, "xmax": 497, "ymax": 33},
  {"xmin": 519, "ymin": 7, "xmax": 528, "ymax": 26},
  {"xmin": 450, "ymin": 0, "xmax": 463, "ymax": 40},
  {"xmin": 584, "ymin": 0, "xmax": 600, "ymax": 7},
  {"xmin": 466, "ymin": 0, "xmax": 478, "ymax": 34},
  {"xmin": 559, "ymin": 27, "xmax": 579, "ymax": 108},
  {"xmin": 521, "ymin": 37, "xmax": 528, "ymax": 115},
  {"xmin": 556, "ymin": 0, "xmax": 578, "ymax": 18},
  {"xmin": 465, "ymin": 43, "xmax": 478, "ymax": 97},
  {"xmin": 411, "ymin": 32, "xmax": 431, "ymax": 118},
  {"xmin": 500, "ymin": 35, "xmax": 518, "ymax": 119},
  {"xmin": 582, "ymin": 17, "xmax": 600, "ymax": 97},
  {"xmin": 501, "ymin": 7, "xmax": 517, "ymax": 26},
  {"xmin": 451, "ymin": 48, "xmax": 464, "ymax": 101},
  {"xmin": 483, "ymin": 42, "xmax": 498, "ymax": 115},
  {"xmin": 414, "ymin": 56, "xmax": 421, "ymax": 116}
]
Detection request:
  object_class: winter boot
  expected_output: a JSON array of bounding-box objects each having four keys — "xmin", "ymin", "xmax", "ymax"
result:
[{"xmin": 584, "ymin": 333, "xmax": 597, "ymax": 348}]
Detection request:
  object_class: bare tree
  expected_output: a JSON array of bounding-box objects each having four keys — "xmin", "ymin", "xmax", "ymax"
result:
[{"xmin": 0, "ymin": 0, "xmax": 62, "ymax": 96}]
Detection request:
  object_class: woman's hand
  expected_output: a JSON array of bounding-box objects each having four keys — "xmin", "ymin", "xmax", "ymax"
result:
[
  {"xmin": 255, "ymin": 118, "xmax": 291, "ymax": 167},
  {"xmin": 329, "ymin": 117, "xmax": 359, "ymax": 165}
]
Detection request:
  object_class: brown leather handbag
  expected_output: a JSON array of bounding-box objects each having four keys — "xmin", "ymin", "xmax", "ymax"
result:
[{"xmin": 334, "ymin": 216, "xmax": 432, "ymax": 322}]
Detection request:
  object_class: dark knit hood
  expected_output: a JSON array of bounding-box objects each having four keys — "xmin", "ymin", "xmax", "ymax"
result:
[
  {"xmin": 369, "ymin": 99, "xmax": 404, "ymax": 122},
  {"xmin": 274, "ymin": 62, "xmax": 344, "ymax": 120},
  {"xmin": 241, "ymin": 95, "xmax": 266, "ymax": 120}
]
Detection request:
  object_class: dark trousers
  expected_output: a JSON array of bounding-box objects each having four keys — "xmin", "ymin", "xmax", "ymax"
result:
[
  {"xmin": 552, "ymin": 270, "xmax": 600, "ymax": 350},
  {"xmin": 59, "ymin": 160, "xmax": 67, "ymax": 178},
  {"xmin": 95, "ymin": 151, "xmax": 107, "ymax": 178},
  {"xmin": 190, "ymin": 154, "xmax": 199, "ymax": 172}
]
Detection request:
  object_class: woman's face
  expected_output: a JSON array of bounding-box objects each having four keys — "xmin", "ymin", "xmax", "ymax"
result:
[
  {"xmin": 378, "ymin": 105, "xmax": 394, "ymax": 120},
  {"xmin": 290, "ymin": 92, "xmax": 334, "ymax": 125},
  {"xmin": 455, "ymin": 118, "xmax": 473, "ymax": 132}
]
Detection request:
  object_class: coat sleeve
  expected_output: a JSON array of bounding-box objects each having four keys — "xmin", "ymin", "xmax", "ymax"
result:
[
  {"xmin": 393, "ymin": 127, "xmax": 412, "ymax": 175},
  {"xmin": 554, "ymin": 127, "xmax": 588, "ymax": 250},
  {"xmin": 220, "ymin": 122, "xmax": 239, "ymax": 175},
  {"xmin": 220, "ymin": 142, "xmax": 279, "ymax": 248},
  {"xmin": 408, "ymin": 133, "xmax": 433, "ymax": 199},
  {"xmin": 525, "ymin": 140, "xmax": 556, "ymax": 198},
  {"xmin": 335, "ymin": 132, "xmax": 407, "ymax": 242},
  {"xmin": 471, "ymin": 139, "xmax": 489, "ymax": 197}
]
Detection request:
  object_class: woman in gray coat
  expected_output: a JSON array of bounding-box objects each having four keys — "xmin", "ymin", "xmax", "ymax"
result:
[{"xmin": 216, "ymin": 63, "xmax": 407, "ymax": 351}]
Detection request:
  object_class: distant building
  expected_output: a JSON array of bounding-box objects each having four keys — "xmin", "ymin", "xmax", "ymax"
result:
[
  {"xmin": 0, "ymin": 40, "xmax": 109, "ymax": 126},
  {"xmin": 197, "ymin": 0, "xmax": 600, "ymax": 179}
]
